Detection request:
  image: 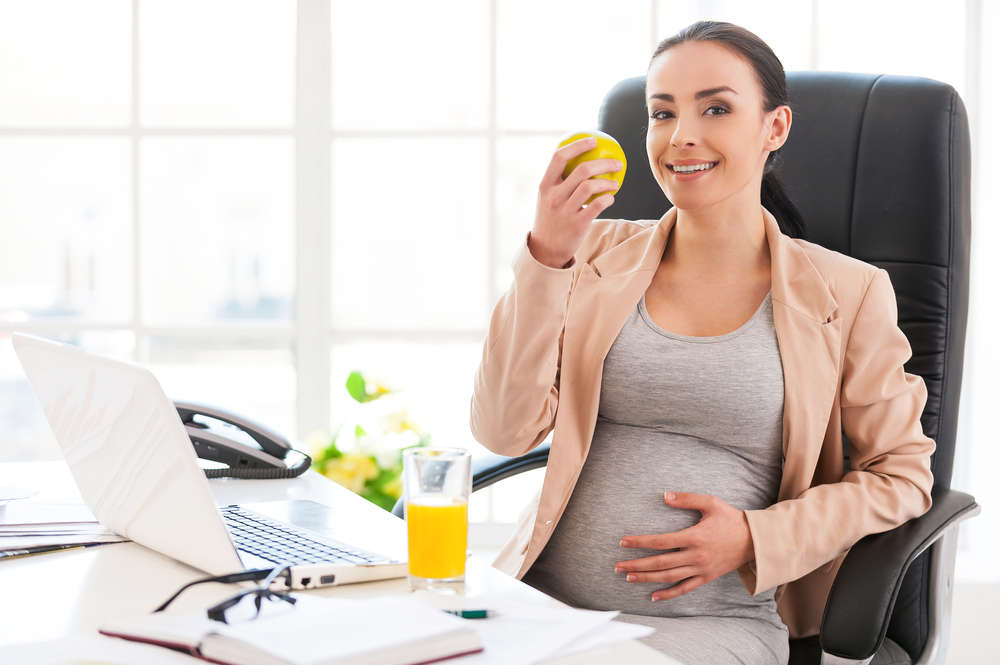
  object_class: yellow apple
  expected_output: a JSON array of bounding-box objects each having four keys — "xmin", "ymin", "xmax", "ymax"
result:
[{"xmin": 557, "ymin": 130, "xmax": 627, "ymax": 204}]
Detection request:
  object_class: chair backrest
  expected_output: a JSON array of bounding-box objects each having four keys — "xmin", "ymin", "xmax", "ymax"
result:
[{"xmin": 597, "ymin": 72, "xmax": 971, "ymax": 662}]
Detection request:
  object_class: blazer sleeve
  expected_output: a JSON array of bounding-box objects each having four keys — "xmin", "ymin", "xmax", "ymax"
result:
[
  {"xmin": 738, "ymin": 267, "xmax": 936, "ymax": 596},
  {"xmin": 469, "ymin": 231, "xmax": 577, "ymax": 457}
]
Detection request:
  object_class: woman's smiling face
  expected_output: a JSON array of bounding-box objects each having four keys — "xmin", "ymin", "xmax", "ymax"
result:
[{"xmin": 646, "ymin": 40, "xmax": 783, "ymax": 210}]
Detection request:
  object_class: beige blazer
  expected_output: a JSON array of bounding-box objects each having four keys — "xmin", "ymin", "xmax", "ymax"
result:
[{"xmin": 470, "ymin": 204, "xmax": 935, "ymax": 639}]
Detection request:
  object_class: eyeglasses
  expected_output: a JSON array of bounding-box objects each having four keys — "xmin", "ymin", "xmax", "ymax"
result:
[{"xmin": 154, "ymin": 565, "xmax": 298, "ymax": 624}]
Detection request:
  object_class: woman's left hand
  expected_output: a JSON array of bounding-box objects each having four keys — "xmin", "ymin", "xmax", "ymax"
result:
[{"xmin": 615, "ymin": 492, "xmax": 755, "ymax": 602}]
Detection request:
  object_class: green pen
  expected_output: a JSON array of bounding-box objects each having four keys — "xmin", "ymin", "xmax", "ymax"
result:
[{"xmin": 442, "ymin": 609, "xmax": 494, "ymax": 619}]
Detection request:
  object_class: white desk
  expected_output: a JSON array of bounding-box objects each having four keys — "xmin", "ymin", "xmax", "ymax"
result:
[{"xmin": 0, "ymin": 461, "xmax": 674, "ymax": 664}]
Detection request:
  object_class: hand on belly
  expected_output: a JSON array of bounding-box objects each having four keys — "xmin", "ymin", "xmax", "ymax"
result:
[{"xmin": 614, "ymin": 491, "xmax": 755, "ymax": 602}]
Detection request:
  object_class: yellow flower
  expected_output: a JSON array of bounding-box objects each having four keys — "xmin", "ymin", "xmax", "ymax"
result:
[
  {"xmin": 382, "ymin": 409, "xmax": 420, "ymax": 434},
  {"xmin": 382, "ymin": 475, "xmax": 403, "ymax": 500},
  {"xmin": 323, "ymin": 453, "xmax": 379, "ymax": 494}
]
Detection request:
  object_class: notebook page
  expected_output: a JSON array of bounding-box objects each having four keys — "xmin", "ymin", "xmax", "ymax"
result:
[
  {"xmin": 214, "ymin": 594, "xmax": 481, "ymax": 665},
  {"xmin": 99, "ymin": 610, "xmax": 220, "ymax": 652}
]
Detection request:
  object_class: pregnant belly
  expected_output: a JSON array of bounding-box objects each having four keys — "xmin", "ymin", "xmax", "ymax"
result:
[{"xmin": 522, "ymin": 422, "xmax": 780, "ymax": 620}]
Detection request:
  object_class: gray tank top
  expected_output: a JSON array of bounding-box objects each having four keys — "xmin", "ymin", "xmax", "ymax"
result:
[{"xmin": 522, "ymin": 289, "xmax": 786, "ymax": 634}]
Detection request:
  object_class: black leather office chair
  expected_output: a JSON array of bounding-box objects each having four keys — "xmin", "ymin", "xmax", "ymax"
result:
[{"xmin": 393, "ymin": 72, "xmax": 981, "ymax": 665}]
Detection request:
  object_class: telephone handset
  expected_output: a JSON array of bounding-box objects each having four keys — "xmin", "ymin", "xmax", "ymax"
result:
[{"xmin": 174, "ymin": 401, "xmax": 312, "ymax": 479}]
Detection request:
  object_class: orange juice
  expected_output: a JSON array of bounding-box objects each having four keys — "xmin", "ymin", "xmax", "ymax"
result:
[{"xmin": 405, "ymin": 495, "xmax": 468, "ymax": 579}]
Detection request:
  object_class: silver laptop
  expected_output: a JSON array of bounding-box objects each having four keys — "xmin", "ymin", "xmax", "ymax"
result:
[{"xmin": 12, "ymin": 333, "xmax": 408, "ymax": 589}]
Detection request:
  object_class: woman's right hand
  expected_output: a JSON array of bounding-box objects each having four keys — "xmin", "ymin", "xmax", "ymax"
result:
[{"xmin": 528, "ymin": 136, "xmax": 623, "ymax": 269}]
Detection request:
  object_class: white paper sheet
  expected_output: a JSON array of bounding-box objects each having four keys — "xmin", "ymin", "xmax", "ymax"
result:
[
  {"xmin": 411, "ymin": 591, "xmax": 623, "ymax": 665},
  {"xmin": 561, "ymin": 619, "xmax": 655, "ymax": 655},
  {"xmin": 0, "ymin": 501, "xmax": 125, "ymax": 551},
  {"xmin": 0, "ymin": 634, "xmax": 201, "ymax": 664},
  {"xmin": 0, "ymin": 502, "xmax": 97, "ymax": 525},
  {"xmin": 0, "ymin": 486, "xmax": 37, "ymax": 505}
]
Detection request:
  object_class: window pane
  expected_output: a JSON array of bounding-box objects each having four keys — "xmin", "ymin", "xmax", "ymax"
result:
[
  {"xmin": 497, "ymin": 0, "xmax": 652, "ymax": 131},
  {"xmin": 140, "ymin": 137, "xmax": 293, "ymax": 325},
  {"xmin": 816, "ymin": 0, "xmax": 966, "ymax": 97},
  {"xmin": 140, "ymin": 0, "xmax": 294, "ymax": 127},
  {"xmin": 147, "ymin": 336, "xmax": 296, "ymax": 440},
  {"xmin": 1, "ymin": 331, "xmax": 135, "ymax": 462},
  {"xmin": 331, "ymin": 138, "xmax": 488, "ymax": 330},
  {"xmin": 331, "ymin": 0, "xmax": 489, "ymax": 130},
  {"xmin": 0, "ymin": 0, "xmax": 130, "ymax": 126},
  {"xmin": 494, "ymin": 136, "xmax": 560, "ymax": 296},
  {"xmin": 956, "ymin": 0, "xmax": 998, "ymax": 583},
  {"xmin": 656, "ymin": 3, "xmax": 814, "ymax": 72},
  {"xmin": 0, "ymin": 138, "xmax": 132, "ymax": 323},
  {"xmin": 329, "ymin": 340, "xmax": 486, "ymax": 457}
]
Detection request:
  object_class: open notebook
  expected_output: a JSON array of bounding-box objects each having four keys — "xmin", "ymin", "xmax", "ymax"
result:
[{"xmin": 98, "ymin": 594, "xmax": 483, "ymax": 665}]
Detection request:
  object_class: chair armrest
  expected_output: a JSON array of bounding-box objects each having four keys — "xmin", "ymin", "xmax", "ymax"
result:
[
  {"xmin": 390, "ymin": 443, "xmax": 552, "ymax": 517},
  {"xmin": 818, "ymin": 485, "xmax": 981, "ymax": 661},
  {"xmin": 470, "ymin": 443, "xmax": 551, "ymax": 492}
]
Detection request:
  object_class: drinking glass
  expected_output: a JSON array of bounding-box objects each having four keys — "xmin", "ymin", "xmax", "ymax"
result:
[{"xmin": 402, "ymin": 447, "xmax": 471, "ymax": 591}]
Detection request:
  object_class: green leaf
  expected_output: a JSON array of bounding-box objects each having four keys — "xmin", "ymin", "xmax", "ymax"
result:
[
  {"xmin": 312, "ymin": 439, "xmax": 343, "ymax": 467},
  {"xmin": 345, "ymin": 371, "xmax": 367, "ymax": 403},
  {"xmin": 360, "ymin": 487, "xmax": 396, "ymax": 512},
  {"xmin": 355, "ymin": 423, "xmax": 367, "ymax": 439},
  {"xmin": 371, "ymin": 467, "xmax": 397, "ymax": 489}
]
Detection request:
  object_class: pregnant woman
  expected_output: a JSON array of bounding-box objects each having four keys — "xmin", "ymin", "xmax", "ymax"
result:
[{"xmin": 470, "ymin": 20, "xmax": 935, "ymax": 665}]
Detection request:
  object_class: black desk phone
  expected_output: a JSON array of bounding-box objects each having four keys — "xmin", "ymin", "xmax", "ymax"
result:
[{"xmin": 174, "ymin": 401, "xmax": 312, "ymax": 479}]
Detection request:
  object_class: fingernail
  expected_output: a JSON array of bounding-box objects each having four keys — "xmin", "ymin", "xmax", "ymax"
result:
[
  {"xmin": 651, "ymin": 595, "xmax": 659, "ymax": 602},
  {"xmin": 627, "ymin": 574, "xmax": 636, "ymax": 582},
  {"xmin": 615, "ymin": 566, "xmax": 623, "ymax": 573},
  {"xmin": 620, "ymin": 539, "xmax": 628, "ymax": 547}
]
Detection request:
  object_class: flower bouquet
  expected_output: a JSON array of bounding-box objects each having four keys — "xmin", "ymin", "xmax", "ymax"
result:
[{"xmin": 309, "ymin": 371, "xmax": 430, "ymax": 512}]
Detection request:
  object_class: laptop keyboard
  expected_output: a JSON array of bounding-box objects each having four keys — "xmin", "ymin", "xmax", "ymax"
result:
[{"xmin": 221, "ymin": 505, "xmax": 393, "ymax": 566}]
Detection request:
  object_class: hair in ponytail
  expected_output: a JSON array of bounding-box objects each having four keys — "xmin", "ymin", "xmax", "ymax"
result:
[
  {"xmin": 762, "ymin": 169, "xmax": 807, "ymax": 240},
  {"xmin": 649, "ymin": 21, "xmax": 808, "ymax": 240}
]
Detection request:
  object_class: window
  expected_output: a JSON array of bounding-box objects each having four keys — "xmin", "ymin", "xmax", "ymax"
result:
[{"xmin": 0, "ymin": 0, "xmax": 298, "ymax": 459}]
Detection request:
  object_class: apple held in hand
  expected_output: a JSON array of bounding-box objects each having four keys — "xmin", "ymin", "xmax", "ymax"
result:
[{"xmin": 557, "ymin": 129, "xmax": 627, "ymax": 205}]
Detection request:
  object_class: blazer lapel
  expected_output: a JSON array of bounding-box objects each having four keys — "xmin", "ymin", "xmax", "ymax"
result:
[
  {"xmin": 761, "ymin": 209, "xmax": 843, "ymax": 501},
  {"xmin": 550, "ymin": 211, "xmax": 668, "ymax": 471},
  {"xmin": 558, "ymin": 205, "xmax": 842, "ymax": 509}
]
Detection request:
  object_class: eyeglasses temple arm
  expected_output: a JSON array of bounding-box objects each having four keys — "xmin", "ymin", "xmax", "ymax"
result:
[{"xmin": 152, "ymin": 567, "xmax": 276, "ymax": 613}]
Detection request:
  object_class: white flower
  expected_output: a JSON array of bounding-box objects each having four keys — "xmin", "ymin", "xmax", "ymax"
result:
[
  {"xmin": 355, "ymin": 431, "xmax": 378, "ymax": 456},
  {"xmin": 354, "ymin": 430, "xmax": 418, "ymax": 468},
  {"xmin": 373, "ymin": 446, "xmax": 400, "ymax": 469},
  {"xmin": 376, "ymin": 431, "xmax": 420, "ymax": 466},
  {"xmin": 304, "ymin": 429, "xmax": 332, "ymax": 457}
]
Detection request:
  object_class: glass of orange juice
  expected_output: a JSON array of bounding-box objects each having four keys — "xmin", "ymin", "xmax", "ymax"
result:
[{"xmin": 402, "ymin": 447, "xmax": 471, "ymax": 591}]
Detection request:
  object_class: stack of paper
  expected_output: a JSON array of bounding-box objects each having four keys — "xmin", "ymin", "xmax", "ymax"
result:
[
  {"xmin": 0, "ymin": 502, "xmax": 128, "ymax": 552},
  {"xmin": 410, "ymin": 589, "xmax": 656, "ymax": 664}
]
